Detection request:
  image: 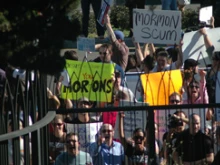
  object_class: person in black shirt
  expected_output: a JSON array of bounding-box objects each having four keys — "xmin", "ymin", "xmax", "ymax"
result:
[{"xmin": 173, "ymin": 114, "xmax": 214, "ymax": 165}]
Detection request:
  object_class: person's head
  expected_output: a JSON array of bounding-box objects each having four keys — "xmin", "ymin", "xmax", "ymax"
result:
[
  {"xmin": 188, "ymin": 80, "xmax": 200, "ymax": 99},
  {"xmin": 114, "ymin": 30, "xmax": 124, "ymax": 42},
  {"xmin": 189, "ymin": 114, "xmax": 201, "ymax": 135},
  {"xmin": 66, "ymin": 132, "xmax": 80, "ymax": 155},
  {"xmin": 64, "ymin": 50, "xmax": 78, "ymax": 61},
  {"xmin": 142, "ymin": 55, "xmax": 155, "ymax": 73},
  {"xmin": 133, "ymin": 128, "xmax": 146, "ymax": 147},
  {"xmin": 173, "ymin": 111, "xmax": 187, "ymax": 132},
  {"xmin": 169, "ymin": 92, "xmax": 182, "ymax": 105},
  {"xmin": 156, "ymin": 51, "xmax": 169, "ymax": 71},
  {"xmin": 99, "ymin": 43, "xmax": 112, "ymax": 63},
  {"xmin": 184, "ymin": 59, "xmax": 199, "ymax": 73},
  {"xmin": 129, "ymin": 55, "xmax": 137, "ymax": 68},
  {"xmin": 100, "ymin": 124, "xmax": 114, "ymax": 142},
  {"xmin": 211, "ymin": 51, "xmax": 220, "ymax": 68},
  {"xmin": 52, "ymin": 114, "xmax": 66, "ymax": 134},
  {"xmin": 77, "ymin": 97, "xmax": 92, "ymax": 109},
  {"xmin": 8, "ymin": 119, "xmax": 23, "ymax": 132}
]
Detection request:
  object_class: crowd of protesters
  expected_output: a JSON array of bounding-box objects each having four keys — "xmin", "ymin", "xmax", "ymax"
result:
[{"xmin": 0, "ymin": 1, "xmax": 220, "ymax": 165}]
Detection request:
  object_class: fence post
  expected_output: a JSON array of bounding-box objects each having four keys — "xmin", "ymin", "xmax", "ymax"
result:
[{"xmin": 147, "ymin": 108, "xmax": 157, "ymax": 165}]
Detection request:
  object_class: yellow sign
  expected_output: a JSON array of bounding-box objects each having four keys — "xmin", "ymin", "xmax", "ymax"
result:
[
  {"xmin": 140, "ymin": 70, "xmax": 183, "ymax": 105},
  {"xmin": 60, "ymin": 60, "xmax": 115, "ymax": 102}
]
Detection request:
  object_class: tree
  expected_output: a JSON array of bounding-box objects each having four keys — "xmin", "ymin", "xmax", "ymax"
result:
[{"xmin": 0, "ymin": 0, "xmax": 81, "ymax": 75}]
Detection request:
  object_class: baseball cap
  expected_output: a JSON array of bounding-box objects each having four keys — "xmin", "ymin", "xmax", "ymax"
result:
[
  {"xmin": 78, "ymin": 97, "xmax": 90, "ymax": 103},
  {"xmin": 184, "ymin": 59, "xmax": 199, "ymax": 70},
  {"xmin": 114, "ymin": 30, "xmax": 124, "ymax": 40}
]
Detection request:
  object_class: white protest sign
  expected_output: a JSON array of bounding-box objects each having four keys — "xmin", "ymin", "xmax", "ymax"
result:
[
  {"xmin": 133, "ymin": 9, "xmax": 182, "ymax": 44},
  {"xmin": 114, "ymin": 101, "xmax": 148, "ymax": 139},
  {"xmin": 216, "ymin": 72, "xmax": 220, "ymax": 121},
  {"xmin": 66, "ymin": 122, "xmax": 102, "ymax": 152},
  {"xmin": 77, "ymin": 37, "xmax": 95, "ymax": 52},
  {"xmin": 183, "ymin": 28, "xmax": 220, "ymax": 67},
  {"xmin": 199, "ymin": 6, "xmax": 213, "ymax": 25},
  {"xmin": 97, "ymin": 0, "xmax": 112, "ymax": 27}
]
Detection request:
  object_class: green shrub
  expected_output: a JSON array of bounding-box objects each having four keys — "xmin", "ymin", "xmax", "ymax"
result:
[{"xmin": 110, "ymin": 5, "xmax": 129, "ymax": 30}]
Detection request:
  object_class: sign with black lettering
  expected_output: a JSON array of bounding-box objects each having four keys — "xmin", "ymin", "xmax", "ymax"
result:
[
  {"xmin": 60, "ymin": 60, "xmax": 115, "ymax": 102},
  {"xmin": 133, "ymin": 9, "xmax": 182, "ymax": 44}
]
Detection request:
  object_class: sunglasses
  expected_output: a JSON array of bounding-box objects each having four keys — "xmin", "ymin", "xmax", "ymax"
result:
[
  {"xmin": 66, "ymin": 140, "xmax": 78, "ymax": 144},
  {"xmin": 134, "ymin": 136, "xmax": 144, "ymax": 141},
  {"xmin": 54, "ymin": 123, "xmax": 64, "ymax": 126},
  {"xmin": 99, "ymin": 52, "xmax": 108, "ymax": 55},
  {"xmin": 102, "ymin": 130, "xmax": 113, "ymax": 133},
  {"xmin": 170, "ymin": 100, "xmax": 181, "ymax": 104},
  {"xmin": 79, "ymin": 101, "xmax": 90, "ymax": 105},
  {"xmin": 190, "ymin": 85, "xmax": 199, "ymax": 89}
]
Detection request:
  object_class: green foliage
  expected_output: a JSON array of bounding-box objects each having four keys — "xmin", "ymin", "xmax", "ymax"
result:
[
  {"xmin": 182, "ymin": 9, "xmax": 199, "ymax": 31},
  {"xmin": 0, "ymin": 0, "xmax": 81, "ymax": 74},
  {"xmin": 110, "ymin": 5, "xmax": 129, "ymax": 30}
]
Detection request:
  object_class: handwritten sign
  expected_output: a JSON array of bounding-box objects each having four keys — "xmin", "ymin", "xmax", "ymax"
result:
[
  {"xmin": 60, "ymin": 60, "xmax": 115, "ymax": 102},
  {"xmin": 183, "ymin": 28, "xmax": 220, "ymax": 67},
  {"xmin": 66, "ymin": 122, "xmax": 102, "ymax": 152},
  {"xmin": 77, "ymin": 37, "xmax": 95, "ymax": 52},
  {"xmin": 140, "ymin": 70, "xmax": 183, "ymax": 105},
  {"xmin": 133, "ymin": 9, "xmax": 182, "ymax": 44}
]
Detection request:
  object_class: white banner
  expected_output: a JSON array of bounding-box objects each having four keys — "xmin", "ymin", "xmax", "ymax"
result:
[
  {"xmin": 66, "ymin": 122, "xmax": 102, "ymax": 152},
  {"xmin": 133, "ymin": 9, "xmax": 182, "ymax": 44},
  {"xmin": 182, "ymin": 28, "xmax": 220, "ymax": 67}
]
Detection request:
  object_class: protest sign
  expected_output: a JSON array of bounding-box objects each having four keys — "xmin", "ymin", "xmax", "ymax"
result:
[
  {"xmin": 140, "ymin": 69, "xmax": 183, "ymax": 105},
  {"xmin": 183, "ymin": 28, "xmax": 220, "ymax": 67},
  {"xmin": 77, "ymin": 37, "xmax": 95, "ymax": 52},
  {"xmin": 133, "ymin": 9, "xmax": 182, "ymax": 44},
  {"xmin": 199, "ymin": 6, "xmax": 212, "ymax": 25},
  {"xmin": 60, "ymin": 60, "xmax": 115, "ymax": 102},
  {"xmin": 97, "ymin": 0, "xmax": 112, "ymax": 26},
  {"xmin": 66, "ymin": 122, "xmax": 102, "ymax": 152}
]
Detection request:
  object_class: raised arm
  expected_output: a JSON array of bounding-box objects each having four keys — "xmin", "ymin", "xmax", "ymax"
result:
[
  {"xmin": 199, "ymin": 28, "xmax": 213, "ymax": 49},
  {"xmin": 105, "ymin": 14, "xmax": 117, "ymax": 42},
  {"xmin": 132, "ymin": 36, "xmax": 144, "ymax": 65},
  {"xmin": 119, "ymin": 112, "xmax": 126, "ymax": 147},
  {"xmin": 175, "ymin": 40, "xmax": 183, "ymax": 69}
]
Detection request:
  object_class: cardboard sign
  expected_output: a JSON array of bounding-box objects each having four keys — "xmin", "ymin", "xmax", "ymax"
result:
[
  {"xmin": 133, "ymin": 9, "xmax": 182, "ymax": 44},
  {"xmin": 77, "ymin": 37, "xmax": 95, "ymax": 52},
  {"xmin": 182, "ymin": 28, "xmax": 220, "ymax": 67},
  {"xmin": 66, "ymin": 122, "xmax": 103, "ymax": 152},
  {"xmin": 60, "ymin": 60, "xmax": 115, "ymax": 102},
  {"xmin": 140, "ymin": 69, "xmax": 183, "ymax": 105}
]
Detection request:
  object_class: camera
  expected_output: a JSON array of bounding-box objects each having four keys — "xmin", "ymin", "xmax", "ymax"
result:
[
  {"xmin": 198, "ymin": 21, "xmax": 213, "ymax": 29},
  {"xmin": 168, "ymin": 114, "xmax": 183, "ymax": 129}
]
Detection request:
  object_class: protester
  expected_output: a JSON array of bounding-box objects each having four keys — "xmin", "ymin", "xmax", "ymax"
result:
[
  {"xmin": 173, "ymin": 114, "xmax": 214, "ymax": 164},
  {"xmin": 65, "ymin": 97, "xmax": 98, "ymax": 123},
  {"xmin": 162, "ymin": 0, "xmax": 177, "ymax": 10},
  {"xmin": 49, "ymin": 115, "xmax": 67, "ymax": 164},
  {"xmin": 119, "ymin": 111, "xmax": 160, "ymax": 164},
  {"xmin": 55, "ymin": 132, "xmax": 93, "ymax": 165},
  {"xmin": 104, "ymin": 14, "xmax": 129, "ymax": 71},
  {"xmin": 89, "ymin": 123, "xmax": 124, "ymax": 165},
  {"xmin": 151, "ymin": 40, "xmax": 183, "ymax": 72}
]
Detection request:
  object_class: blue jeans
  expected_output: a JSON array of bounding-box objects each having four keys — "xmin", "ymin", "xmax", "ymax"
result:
[{"xmin": 162, "ymin": 0, "xmax": 177, "ymax": 10}]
